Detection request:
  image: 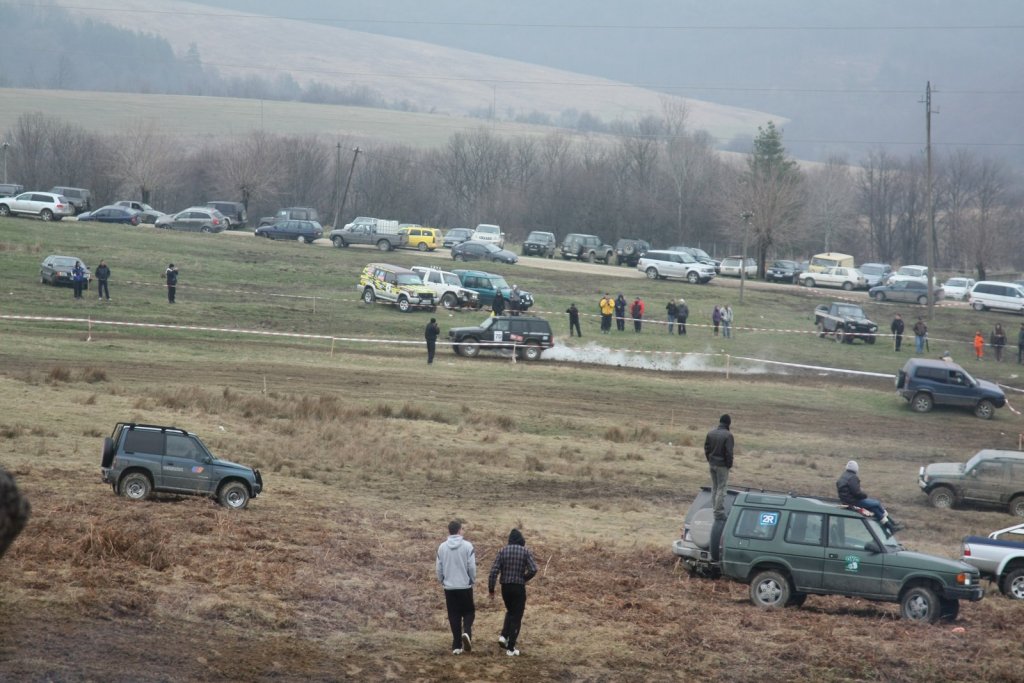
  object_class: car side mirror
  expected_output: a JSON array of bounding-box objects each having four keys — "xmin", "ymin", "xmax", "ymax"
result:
[{"xmin": 865, "ymin": 541, "xmax": 882, "ymax": 554}]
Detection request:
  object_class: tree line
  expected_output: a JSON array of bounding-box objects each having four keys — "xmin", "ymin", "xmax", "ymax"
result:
[{"xmin": 4, "ymin": 106, "xmax": 1022, "ymax": 279}]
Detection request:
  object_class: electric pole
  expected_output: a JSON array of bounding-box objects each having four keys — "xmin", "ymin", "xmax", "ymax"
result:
[
  {"xmin": 739, "ymin": 211, "xmax": 753, "ymax": 304},
  {"xmin": 334, "ymin": 147, "xmax": 361, "ymax": 231},
  {"xmin": 924, "ymin": 82, "xmax": 937, "ymax": 320},
  {"xmin": 330, "ymin": 143, "xmax": 341, "ymax": 228}
]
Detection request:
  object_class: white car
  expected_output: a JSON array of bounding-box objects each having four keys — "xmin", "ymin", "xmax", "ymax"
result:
[
  {"xmin": 799, "ymin": 266, "xmax": 867, "ymax": 291},
  {"xmin": 636, "ymin": 250, "xmax": 716, "ymax": 284},
  {"xmin": 887, "ymin": 265, "xmax": 929, "ymax": 285},
  {"xmin": 410, "ymin": 266, "xmax": 480, "ymax": 310},
  {"xmin": 718, "ymin": 256, "xmax": 757, "ymax": 278},
  {"xmin": 942, "ymin": 277, "xmax": 976, "ymax": 301},
  {"xmin": 0, "ymin": 191, "xmax": 73, "ymax": 221},
  {"xmin": 471, "ymin": 223, "xmax": 504, "ymax": 248}
]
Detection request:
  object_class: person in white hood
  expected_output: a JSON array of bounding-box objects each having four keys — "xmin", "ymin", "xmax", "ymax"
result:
[{"xmin": 436, "ymin": 520, "xmax": 477, "ymax": 654}]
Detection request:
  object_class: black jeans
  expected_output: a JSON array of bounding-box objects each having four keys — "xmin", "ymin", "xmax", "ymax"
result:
[
  {"xmin": 98, "ymin": 280, "xmax": 110, "ymax": 300},
  {"xmin": 444, "ymin": 588, "xmax": 475, "ymax": 650},
  {"xmin": 426, "ymin": 339, "xmax": 437, "ymax": 364},
  {"xmin": 500, "ymin": 583, "xmax": 527, "ymax": 650},
  {"xmin": 73, "ymin": 280, "xmax": 83, "ymax": 299},
  {"xmin": 615, "ymin": 315, "xmax": 625, "ymax": 331},
  {"xmin": 167, "ymin": 285, "xmax": 176, "ymax": 303},
  {"xmin": 569, "ymin": 319, "xmax": 581, "ymax": 337}
]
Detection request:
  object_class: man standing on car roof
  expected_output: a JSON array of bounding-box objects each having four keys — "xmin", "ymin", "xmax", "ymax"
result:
[{"xmin": 704, "ymin": 414, "xmax": 734, "ymax": 521}]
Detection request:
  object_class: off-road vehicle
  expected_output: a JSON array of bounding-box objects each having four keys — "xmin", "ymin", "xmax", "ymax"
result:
[
  {"xmin": 919, "ymin": 449, "xmax": 1024, "ymax": 514},
  {"xmin": 358, "ymin": 263, "xmax": 436, "ymax": 312},
  {"xmin": 897, "ymin": 358, "xmax": 1005, "ymax": 419},
  {"xmin": 560, "ymin": 233, "xmax": 613, "ymax": 263},
  {"xmin": 814, "ymin": 302, "xmax": 878, "ymax": 344},
  {"xmin": 614, "ymin": 238, "xmax": 650, "ymax": 267},
  {"xmin": 100, "ymin": 423, "xmax": 263, "ymax": 509},
  {"xmin": 521, "ymin": 231, "xmax": 557, "ymax": 258},
  {"xmin": 448, "ymin": 315, "xmax": 553, "ymax": 361}
]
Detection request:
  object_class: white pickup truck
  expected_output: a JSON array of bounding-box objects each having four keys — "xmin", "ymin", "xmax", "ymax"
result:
[
  {"xmin": 961, "ymin": 522, "xmax": 1024, "ymax": 599},
  {"xmin": 410, "ymin": 266, "xmax": 480, "ymax": 310}
]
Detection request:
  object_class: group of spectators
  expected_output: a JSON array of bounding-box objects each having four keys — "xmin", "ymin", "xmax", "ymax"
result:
[
  {"xmin": 565, "ymin": 294, "xmax": 734, "ymax": 339},
  {"xmin": 63, "ymin": 262, "xmax": 179, "ymax": 303},
  {"xmin": 491, "ymin": 285, "xmax": 524, "ymax": 316}
]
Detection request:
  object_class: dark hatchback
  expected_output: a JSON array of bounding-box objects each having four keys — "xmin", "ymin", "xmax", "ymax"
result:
[
  {"xmin": 766, "ymin": 259, "xmax": 802, "ymax": 283},
  {"xmin": 451, "ymin": 240, "xmax": 518, "ymax": 264},
  {"xmin": 76, "ymin": 206, "xmax": 141, "ymax": 226},
  {"xmin": 443, "ymin": 228, "xmax": 474, "ymax": 248},
  {"xmin": 254, "ymin": 219, "xmax": 323, "ymax": 243},
  {"xmin": 40, "ymin": 255, "xmax": 91, "ymax": 287}
]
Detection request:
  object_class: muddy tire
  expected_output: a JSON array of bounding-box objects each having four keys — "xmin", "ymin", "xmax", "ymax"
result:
[
  {"xmin": 521, "ymin": 342, "xmax": 542, "ymax": 361},
  {"xmin": 900, "ymin": 585, "xmax": 940, "ymax": 624},
  {"xmin": 928, "ymin": 486, "xmax": 955, "ymax": 509},
  {"xmin": 441, "ymin": 293, "xmax": 458, "ymax": 310},
  {"xmin": 1009, "ymin": 495, "xmax": 1024, "ymax": 517},
  {"xmin": 999, "ymin": 567, "xmax": 1024, "ymax": 599},
  {"xmin": 217, "ymin": 481, "xmax": 250, "ymax": 510},
  {"xmin": 910, "ymin": 392, "xmax": 933, "ymax": 413},
  {"xmin": 120, "ymin": 472, "xmax": 152, "ymax": 501},
  {"xmin": 459, "ymin": 337, "xmax": 481, "ymax": 357},
  {"xmin": 974, "ymin": 399, "xmax": 996, "ymax": 420},
  {"xmin": 749, "ymin": 570, "xmax": 791, "ymax": 610},
  {"xmin": 362, "ymin": 288, "xmax": 375, "ymax": 304},
  {"xmin": 332, "ymin": 236, "xmax": 347, "ymax": 248}
]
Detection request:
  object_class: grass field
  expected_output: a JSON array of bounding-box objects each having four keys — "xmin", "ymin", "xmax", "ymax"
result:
[{"xmin": 1, "ymin": 217, "xmax": 1024, "ymax": 682}]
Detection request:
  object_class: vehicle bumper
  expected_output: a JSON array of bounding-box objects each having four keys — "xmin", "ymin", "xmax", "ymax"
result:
[
  {"xmin": 253, "ymin": 470, "xmax": 263, "ymax": 496},
  {"xmin": 942, "ymin": 585, "xmax": 984, "ymax": 602}
]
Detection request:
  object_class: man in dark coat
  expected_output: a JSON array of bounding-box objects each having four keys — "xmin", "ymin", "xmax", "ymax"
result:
[
  {"xmin": 165, "ymin": 263, "xmax": 178, "ymax": 303},
  {"xmin": 488, "ymin": 528, "xmax": 538, "ymax": 657},
  {"xmin": 566, "ymin": 303, "xmax": 581, "ymax": 337},
  {"xmin": 836, "ymin": 460, "xmax": 902, "ymax": 534},
  {"xmin": 425, "ymin": 317, "xmax": 441, "ymax": 364},
  {"xmin": 71, "ymin": 261, "xmax": 86, "ymax": 299},
  {"xmin": 704, "ymin": 414, "xmax": 734, "ymax": 521},
  {"xmin": 666, "ymin": 300, "xmax": 678, "ymax": 334},
  {"xmin": 95, "ymin": 261, "xmax": 111, "ymax": 301},
  {"xmin": 891, "ymin": 313, "xmax": 904, "ymax": 351},
  {"xmin": 492, "ymin": 291, "xmax": 505, "ymax": 316}
]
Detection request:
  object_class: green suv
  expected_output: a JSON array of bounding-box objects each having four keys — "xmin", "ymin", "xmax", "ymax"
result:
[{"xmin": 687, "ymin": 490, "xmax": 982, "ymax": 623}]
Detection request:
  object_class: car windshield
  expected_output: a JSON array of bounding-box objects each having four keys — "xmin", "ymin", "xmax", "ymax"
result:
[
  {"xmin": 476, "ymin": 225, "xmax": 499, "ymax": 234},
  {"xmin": 690, "ymin": 248, "xmax": 711, "ymax": 260},
  {"xmin": 679, "ymin": 252, "xmax": 697, "ymax": 263},
  {"xmin": 52, "ymin": 257, "xmax": 78, "ymax": 267},
  {"xmin": 835, "ymin": 305, "xmax": 865, "ymax": 318},
  {"xmin": 396, "ymin": 274, "xmax": 422, "ymax": 286},
  {"xmin": 442, "ymin": 273, "xmax": 461, "ymax": 286},
  {"xmin": 898, "ymin": 266, "xmax": 926, "ymax": 276},
  {"xmin": 945, "ymin": 279, "xmax": 966, "ymax": 287},
  {"xmin": 487, "ymin": 276, "xmax": 509, "ymax": 289},
  {"xmin": 774, "ymin": 260, "xmax": 797, "ymax": 268},
  {"xmin": 527, "ymin": 232, "xmax": 547, "ymax": 240},
  {"xmin": 866, "ymin": 519, "xmax": 902, "ymax": 550},
  {"xmin": 962, "ymin": 453, "xmax": 984, "ymax": 472},
  {"xmin": 477, "ymin": 317, "xmax": 495, "ymax": 331},
  {"xmin": 860, "ymin": 264, "xmax": 885, "ymax": 275},
  {"xmin": 481, "ymin": 243, "xmax": 501, "ymax": 253}
]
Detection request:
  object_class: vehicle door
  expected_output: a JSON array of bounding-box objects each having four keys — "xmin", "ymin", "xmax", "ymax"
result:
[
  {"xmin": 488, "ymin": 317, "xmax": 511, "ymax": 348},
  {"xmin": 821, "ymin": 515, "xmax": 885, "ymax": 597},
  {"xmin": 93, "ymin": 208, "xmax": 114, "ymax": 223},
  {"xmin": 16, "ymin": 193, "xmax": 46, "ymax": 214},
  {"xmin": 172, "ymin": 211, "xmax": 195, "ymax": 230},
  {"xmin": 161, "ymin": 433, "xmax": 214, "ymax": 493},
  {"xmin": 940, "ymin": 367, "xmax": 980, "ymax": 407},
  {"xmin": 283, "ymin": 221, "xmax": 301, "ymax": 239},
  {"xmin": 782, "ymin": 511, "xmax": 826, "ymax": 590},
  {"xmin": 961, "ymin": 460, "xmax": 1007, "ymax": 504}
]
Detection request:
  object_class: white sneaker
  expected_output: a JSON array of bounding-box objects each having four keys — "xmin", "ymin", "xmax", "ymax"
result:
[
  {"xmin": 506, "ymin": 649, "xmax": 520, "ymax": 657},
  {"xmin": 461, "ymin": 633, "xmax": 472, "ymax": 652},
  {"xmin": 498, "ymin": 636, "xmax": 507, "ymax": 647},
  {"xmin": 452, "ymin": 648, "xmax": 463, "ymax": 655}
]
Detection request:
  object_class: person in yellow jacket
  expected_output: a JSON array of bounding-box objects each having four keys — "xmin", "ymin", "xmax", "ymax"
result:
[{"xmin": 599, "ymin": 293, "xmax": 614, "ymax": 333}]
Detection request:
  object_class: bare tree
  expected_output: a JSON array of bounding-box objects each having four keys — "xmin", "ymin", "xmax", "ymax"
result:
[
  {"xmin": 215, "ymin": 131, "xmax": 281, "ymax": 211},
  {"xmin": 110, "ymin": 120, "xmax": 178, "ymax": 204},
  {"xmin": 967, "ymin": 157, "xmax": 1011, "ymax": 280},
  {"xmin": 936, "ymin": 149, "xmax": 978, "ymax": 270},
  {"xmin": 858, "ymin": 149, "xmax": 901, "ymax": 262},
  {"xmin": 804, "ymin": 155, "xmax": 857, "ymax": 254}
]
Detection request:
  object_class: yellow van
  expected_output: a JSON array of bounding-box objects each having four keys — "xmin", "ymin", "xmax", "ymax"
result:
[{"xmin": 807, "ymin": 252, "xmax": 855, "ymax": 273}]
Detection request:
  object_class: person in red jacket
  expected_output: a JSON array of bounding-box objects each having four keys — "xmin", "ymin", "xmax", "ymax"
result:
[{"xmin": 631, "ymin": 297, "xmax": 644, "ymax": 332}]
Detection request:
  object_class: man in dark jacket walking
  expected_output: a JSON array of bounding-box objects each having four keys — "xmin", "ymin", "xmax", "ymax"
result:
[
  {"xmin": 425, "ymin": 317, "xmax": 441, "ymax": 364},
  {"xmin": 488, "ymin": 528, "xmax": 537, "ymax": 657},
  {"xmin": 836, "ymin": 461, "xmax": 902, "ymax": 535},
  {"xmin": 704, "ymin": 414, "xmax": 734, "ymax": 521},
  {"xmin": 566, "ymin": 303, "xmax": 581, "ymax": 337},
  {"xmin": 95, "ymin": 261, "xmax": 111, "ymax": 301}
]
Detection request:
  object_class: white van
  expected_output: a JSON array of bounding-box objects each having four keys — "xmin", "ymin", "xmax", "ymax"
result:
[
  {"xmin": 807, "ymin": 252, "xmax": 854, "ymax": 273},
  {"xmin": 968, "ymin": 281, "xmax": 1024, "ymax": 313}
]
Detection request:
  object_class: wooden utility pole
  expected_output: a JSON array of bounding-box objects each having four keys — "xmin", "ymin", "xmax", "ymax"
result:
[
  {"xmin": 924, "ymin": 82, "xmax": 937, "ymax": 320},
  {"xmin": 330, "ymin": 143, "xmax": 341, "ymax": 228},
  {"xmin": 739, "ymin": 211, "xmax": 753, "ymax": 304},
  {"xmin": 334, "ymin": 147, "xmax": 361, "ymax": 231}
]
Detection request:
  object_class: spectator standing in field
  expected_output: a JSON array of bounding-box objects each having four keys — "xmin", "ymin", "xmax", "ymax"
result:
[
  {"xmin": 677, "ymin": 299, "xmax": 689, "ymax": 335},
  {"xmin": 425, "ymin": 317, "xmax": 441, "ymax": 364},
  {"xmin": 891, "ymin": 313, "xmax": 904, "ymax": 351},
  {"xmin": 599, "ymin": 294, "xmax": 614, "ymax": 333},
  {"xmin": 488, "ymin": 528, "xmax": 538, "ymax": 657},
  {"xmin": 614, "ymin": 294, "xmax": 627, "ymax": 332},
  {"xmin": 509, "ymin": 285, "xmax": 521, "ymax": 316},
  {"xmin": 566, "ymin": 303, "xmax": 581, "ymax": 337},
  {"xmin": 991, "ymin": 323, "xmax": 1007, "ymax": 362},
  {"xmin": 631, "ymin": 297, "xmax": 644, "ymax": 332},
  {"xmin": 94, "ymin": 261, "xmax": 111, "ymax": 301},
  {"xmin": 704, "ymin": 414, "xmax": 734, "ymax": 521},
  {"xmin": 974, "ymin": 330, "xmax": 985, "ymax": 361},
  {"xmin": 721, "ymin": 304, "xmax": 733, "ymax": 338},
  {"xmin": 164, "ymin": 263, "xmax": 178, "ymax": 304},
  {"xmin": 1018, "ymin": 323, "xmax": 1024, "ymax": 364},
  {"xmin": 436, "ymin": 520, "xmax": 476, "ymax": 655},
  {"xmin": 71, "ymin": 261, "xmax": 86, "ymax": 300},
  {"xmin": 711, "ymin": 305, "xmax": 721, "ymax": 336},
  {"xmin": 666, "ymin": 300, "xmax": 678, "ymax": 334},
  {"xmin": 492, "ymin": 290, "xmax": 505, "ymax": 317},
  {"xmin": 913, "ymin": 317, "xmax": 928, "ymax": 353}
]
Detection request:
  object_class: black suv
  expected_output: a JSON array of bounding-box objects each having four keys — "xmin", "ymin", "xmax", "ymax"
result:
[
  {"xmin": 896, "ymin": 358, "xmax": 1006, "ymax": 419},
  {"xmin": 206, "ymin": 201, "xmax": 248, "ymax": 230},
  {"xmin": 100, "ymin": 422, "xmax": 264, "ymax": 509},
  {"xmin": 449, "ymin": 315, "xmax": 553, "ymax": 361},
  {"xmin": 522, "ymin": 231, "xmax": 557, "ymax": 258},
  {"xmin": 614, "ymin": 238, "xmax": 650, "ymax": 267},
  {"xmin": 560, "ymin": 233, "xmax": 613, "ymax": 263}
]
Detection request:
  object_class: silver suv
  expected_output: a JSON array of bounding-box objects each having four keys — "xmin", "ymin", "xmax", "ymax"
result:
[
  {"xmin": 637, "ymin": 250, "xmax": 716, "ymax": 284},
  {"xmin": 0, "ymin": 191, "xmax": 73, "ymax": 221},
  {"xmin": 155, "ymin": 207, "xmax": 228, "ymax": 233}
]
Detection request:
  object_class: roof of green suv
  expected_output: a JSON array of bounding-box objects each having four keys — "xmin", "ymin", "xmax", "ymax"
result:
[{"xmin": 733, "ymin": 491, "xmax": 864, "ymax": 516}]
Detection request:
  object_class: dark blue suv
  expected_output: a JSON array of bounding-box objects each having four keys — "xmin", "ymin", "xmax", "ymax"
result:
[{"xmin": 896, "ymin": 358, "xmax": 1005, "ymax": 419}]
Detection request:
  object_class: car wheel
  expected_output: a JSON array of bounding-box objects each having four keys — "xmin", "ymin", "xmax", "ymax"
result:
[
  {"xmin": 0, "ymin": 205, "xmax": 9, "ymax": 216},
  {"xmin": 939, "ymin": 598, "xmax": 960, "ymax": 622},
  {"xmin": 972, "ymin": 301, "xmax": 985, "ymax": 311},
  {"xmin": 1000, "ymin": 568, "xmax": 1024, "ymax": 598},
  {"xmin": 687, "ymin": 271, "xmax": 700, "ymax": 285},
  {"xmin": 201, "ymin": 226, "xmax": 211, "ymax": 233},
  {"xmin": 974, "ymin": 399, "xmax": 996, "ymax": 420},
  {"xmin": 928, "ymin": 486, "xmax": 955, "ymax": 509},
  {"xmin": 454, "ymin": 254, "xmax": 465, "ymax": 261},
  {"xmin": 749, "ymin": 569, "xmax": 791, "ymax": 610},
  {"xmin": 460, "ymin": 337, "xmax": 481, "ymax": 358},
  {"xmin": 417, "ymin": 242, "xmax": 428, "ymax": 251},
  {"xmin": 441, "ymin": 293, "xmax": 458, "ymax": 310},
  {"xmin": 911, "ymin": 392, "xmax": 934, "ymax": 413},
  {"xmin": 804, "ymin": 278, "xmax": 815, "ymax": 287},
  {"xmin": 646, "ymin": 267, "xmax": 659, "ymax": 280},
  {"xmin": 376, "ymin": 240, "xmax": 390, "ymax": 251},
  {"xmin": 817, "ymin": 323, "xmax": 826, "ymax": 338},
  {"xmin": 40, "ymin": 209, "xmax": 53, "ymax": 222},
  {"xmin": 587, "ymin": 252, "xmax": 596, "ymax": 264},
  {"xmin": 522, "ymin": 342, "xmax": 542, "ymax": 361},
  {"xmin": 1009, "ymin": 495, "xmax": 1024, "ymax": 517},
  {"xmin": 217, "ymin": 481, "xmax": 250, "ymax": 509},
  {"xmin": 874, "ymin": 292, "xmax": 886, "ymax": 301},
  {"xmin": 900, "ymin": 585, "xmax": 940, "ymax": 624},
  {"xmin": 842, "ymin": 281, "xmax": 854, "ymax": 291},
  {"xmin": 332, "ymin": 236, "xmax": 347, "ymax": 248},
  {"xmin": 296, "ymin": 235, "xmax": 307, "ymax": 244},
  {"xmin": 397, "ymin": 296, "xmax": 411, "ymax": 313},
  {"xmin": 120, "ymin": 472, "xmax": 152, "ymax": 501},
  {"xmin": 865, "ymin": 335, "xmax": 876, "ymax": 345},
  {"xmin": 362, "ymin": 287, "xmax": 375, "ymax": 304},
  {"xmin": 834, "ymin": 327, "xmax": 846, "ymax": 343},
  {"xmin": 917, "ymin": 295, "xmax": 928, "ymax": 305}
]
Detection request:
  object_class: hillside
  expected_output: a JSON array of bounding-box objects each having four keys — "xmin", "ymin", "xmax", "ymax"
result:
[{"xmin": 56, "ymin": 0, "xmax": 782, "ymax": 142}]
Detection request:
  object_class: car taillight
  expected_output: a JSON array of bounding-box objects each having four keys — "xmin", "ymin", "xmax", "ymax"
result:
[
  {"xmin": 962, "ymin": 544, "xmax": 971, "ymax": 557},
  {"xmin": 212, "ymin": 218, "xmax": 220, "ymax": 225}
]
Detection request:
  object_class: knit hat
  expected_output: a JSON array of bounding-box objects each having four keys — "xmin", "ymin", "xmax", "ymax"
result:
[
  {"xmin": 508, "ymin": 528, "xmax": 525, "ymax": 546},
  {"xmin": 846, "ymin": 460, "xmax": 859, "ymax": 473},
  {"xmin": 719, "ymin": 414, "xmax": 731, "ymax": 427}
]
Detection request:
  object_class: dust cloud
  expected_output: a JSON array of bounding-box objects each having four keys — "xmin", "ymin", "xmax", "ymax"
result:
[{"xmin": 541, "ymin": 342, "xmax": 771, "ymax": 374}]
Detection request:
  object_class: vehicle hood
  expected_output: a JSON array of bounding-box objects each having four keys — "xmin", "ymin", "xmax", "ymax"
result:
[
  {"xmin": 890, "ymin": 549, "xmax": 977, "ymax": 575},
  {"xmin": 212, "ymin": 458, "xmax": 255, "ymax": 474},
  {"xmin": 977, "ymin": 378, "xmax": 1005, "ymax": 398},
  {"xmin": 923, "ymin": 462, "xmax": 964, "ymax": 477},
  {"xmin": 449, "ymin": 323, "xmax": 488, "ymax": 336},
  {"xmin": 399, "ymin": 284, "xmax": 435, "ymax": 296}
]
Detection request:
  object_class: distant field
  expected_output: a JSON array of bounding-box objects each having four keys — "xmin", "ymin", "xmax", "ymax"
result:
[{"xmin": 0, "ymin": 87, "xmax": 563, "ymax": 145}]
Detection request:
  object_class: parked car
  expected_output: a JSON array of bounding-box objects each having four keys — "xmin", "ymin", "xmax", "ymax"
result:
[
  {"xmin": 443, "ymin": 228, "xmax": 474, "ymax": 249},
  {"xmin": 942, "ymin": 277, "xmax": 977, "ymax": 301},
  {"xmin": 471, "ymin": 223, "xmax": 504, "ymax": 248},
  {"xmin": 410, "ymin": 266, "xmax": 480, "ymax": 310},
  {"xmin": 560, "ymin": 234, "xmax": 613, "ymax": 263},
  {"xmin": 451, "ymin": 240, "xmax": 518, "ymax": 264},
  {"xmin": 719, "ymin": 256, "xmax": 757, "ymax": 278},
  {"xmin": 799, "ymin": 266, "xmax": 866, "ymax": 291},
  {"xmin": 613, "ymin": 238, "xmax": 650, "ymax": 267},
  {"xmin": 521, "ymin": 230, "xmax": 557, "ymax": 258},
  {"xmin": 0, "ymin": 191, "xmax": 73, "ymax": 221},
  {"xmin": 896, "ymin": 358, "xmax": 1005, "ymax": 419},
  {"xmin": 206, "ymin": 201, "xmax": 247, "ymax": 230},
  {"xmin": 114, "ymin": 200, "xmax": 166, "ymax": 224},
  {"xmin": 807, "ymin": 252, "xmax": 854, "ymax": 273},
  {"xmin": 357, "ymin": 263, "xmax": 436, "ymax": 312},
  {"xmin": 449, "ymin": 315, "xmax": 553, "ymax": 361},
  {"xmin": 40, "ymin": 255, "xmax": 91, "ymax": 287},
  {"xmin": 398, "ymin": 225, "xmax": 440, "ymax": 251},
  {"xmin": 920, "ymin": 449, "xmax": 1024, "ymax": 515},
  {"xmin": 452, "ymin": 269, "xmax": 534, "ymax": 311},
  {"xmin": 50, "ymin": 186, "xmax": 91, "ymax": 214},
  {"xmin": 765, "ymin": 259, "xmax": 802, "ymax": 284},
  {"xmin": 636, "ymin": 250, "xmax": 716, "ymax": 284},
  {"xmin": 254, "ymin": 219, "xmax": 323, "ymax": 243},
  {"xmin": 887, "ymin": 265, "xmax": 930, "ymax": 285},
  {"xmin": 814, "ymin": 302, "xmax": 878, "ymax": 344},
  {"xmin": 259, "ymin": 207, "xmax": 319, "ymax": 227},
  {"xmin": 961, "ymin": 522, "xmax": 1024, "ymax": 598},
  {"xmin": 858, "ymin": 263, "xmax": 893, "ymax": 287},
  {"xmin": 100, "ymin": 422, "xmax": 263, "ymax": 509},
  {"xmin": 869, "ymin": 279, "xmax": 945, "ymax": 304},
  {"xmin": 155, "ymin": 207, "xmax": 227, "ymax": 233},
  {"xmin": 0, "ymin": 183, "xmax": 24, "ymax": 197},
  {"xmin": 76, "ymin": 205, "xmax": 141, "ymax": 226},
  {"xmin": 968, "ymin": 281, "xmax": 1024, "ymax": 313},
  {"xmin": 671, "ymin": 246, "xmax": 720, "ymax": 272}
]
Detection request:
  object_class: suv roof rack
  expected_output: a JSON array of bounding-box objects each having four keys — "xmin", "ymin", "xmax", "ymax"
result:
[{"xmin": 120, "ymin": 422, "xmax": 189, "ymax": 436}]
